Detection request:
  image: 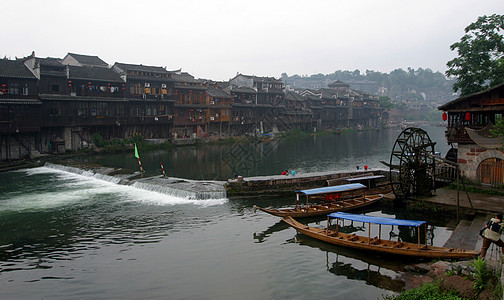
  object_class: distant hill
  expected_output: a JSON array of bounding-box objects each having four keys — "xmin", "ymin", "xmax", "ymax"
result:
[{"xmin": 281, "ymin": 68, "xmax": 457, "ymax": 105}]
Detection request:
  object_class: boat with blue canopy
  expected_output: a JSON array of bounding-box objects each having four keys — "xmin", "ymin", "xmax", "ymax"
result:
[
  {"xmin": 282, "ymin": 212, "xmax": 479, "ymax": 259},
  {"xmin": 253, "ymin": 183, "xmax": 383, "ymax": 218}
]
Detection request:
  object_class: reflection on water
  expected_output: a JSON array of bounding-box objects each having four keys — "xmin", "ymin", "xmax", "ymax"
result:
[
  {"xmin": 0, "ymin": 126, "xmax": 455, "ymax": 299},
  {"xmin": 77, "ymin": 126, "xmax": 451, "ymax": 180}
]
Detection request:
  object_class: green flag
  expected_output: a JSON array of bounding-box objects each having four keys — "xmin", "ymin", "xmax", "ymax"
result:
[{"xmin": 134, "ymin": 144, "xmax": 140, "ymax": 159}]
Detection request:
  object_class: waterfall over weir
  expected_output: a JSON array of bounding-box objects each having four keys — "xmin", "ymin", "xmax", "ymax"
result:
[
  {"xmin": 131, "ymin": 177, "xmax": 227, "ymax": 200},
  {"xmin": 44, "ymin": 162, "xmax": 227, "ymax": 200}
]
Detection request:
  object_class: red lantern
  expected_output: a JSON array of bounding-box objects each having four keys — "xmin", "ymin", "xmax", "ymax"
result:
[
  {"xmin": 442, "ymin": 112, "xmax": 447, "ymax": 121},
  {"xmin": 465, "ymin": 112, "xmax": 471, "ymax": 121}
]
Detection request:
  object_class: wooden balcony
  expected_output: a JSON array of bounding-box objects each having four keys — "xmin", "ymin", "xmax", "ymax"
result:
[{"xmin": 445, "ymin": 125, "xmax": 487, "ymax": 144}]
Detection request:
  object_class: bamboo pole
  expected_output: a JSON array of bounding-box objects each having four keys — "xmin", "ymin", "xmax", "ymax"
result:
[
  {"xmin": 417, "ymin": 226, "xmax": 420, "ymax": 249},
  {"xmin": 368, "ymin": 222, "xmax": 371, "ymax": 244},
  {"xmin": 456, "ymin": 165, "xmax": 460, "ymax": 223},
  {"xmin": 424, "ymin": 223, "xmax": 427, "ymax": 245}
]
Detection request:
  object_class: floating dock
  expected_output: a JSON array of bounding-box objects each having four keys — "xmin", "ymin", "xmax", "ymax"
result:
[{"xmin": 225, "ymin": 169, "xmax": 391, "ymax": 197}]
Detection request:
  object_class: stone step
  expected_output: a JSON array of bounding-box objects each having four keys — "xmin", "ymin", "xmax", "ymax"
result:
[
  {"xmin": 473, "ymin": 213, "xmax": 493, "ymax": 252},
  {"xmin": 443, "ymin": 219, "xmax": 473, "ymax": 249},
  {"xmin": 443, "ymin": 213, "xmax": 503, "ymax": 261}
]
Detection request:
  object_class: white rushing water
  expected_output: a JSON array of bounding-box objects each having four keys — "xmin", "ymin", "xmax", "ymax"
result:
[{"xmin": 14, "ymin": 165, "xmax": 228, "ymax": 210}]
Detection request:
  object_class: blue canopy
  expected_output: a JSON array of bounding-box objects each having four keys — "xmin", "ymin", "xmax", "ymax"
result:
[
  {"xmin": 328, "ymin": 212, "xmax": 426, "ymax": 227},
  {"xmin": 296, "ymin": 183, "xmax": 366, "ymax": 195}
]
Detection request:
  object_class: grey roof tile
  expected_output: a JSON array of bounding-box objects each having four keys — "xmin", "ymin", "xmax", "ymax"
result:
[{"xmin": 0, "ymin": 59, "xmax": 36, "ymax": 79}]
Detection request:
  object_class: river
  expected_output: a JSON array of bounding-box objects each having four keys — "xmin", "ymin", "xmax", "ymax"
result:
[{"xmin": 0, "ymin": 126, "xmax": 454, "ymax": 299}]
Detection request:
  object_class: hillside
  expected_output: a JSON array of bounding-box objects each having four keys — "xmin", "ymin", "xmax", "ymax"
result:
[{"xmin": 281, "ymin": 68, "xmax": 457, "ymax": 106}]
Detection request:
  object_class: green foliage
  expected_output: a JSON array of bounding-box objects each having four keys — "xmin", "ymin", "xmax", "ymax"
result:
[
  {"xmin": 467, "ymin": 257, "xmax": 503, "ymax": 298},
  {"xmin": 280, "ymin": 128, "xmax": 311, "ymax": 139},
  {"xmin": 91, "ymin": 133, "xmax": 106, "ymax": 148},
  {"xmin": 446, "ymin": 14, "xmax": 504, "ymax": 96},
  {"xmin": 425, "ymin": 109, "xmax": 443, "ymax": 122},
  {"xmin": 88, "ymin": 133, "xmax": 175, "ymax": 153},
  {"xmin": 126, "ymin": 134, "xmax": 143, "ymax": 145},
  {"xmin": 469, "ymin": 257, "xmax": 490, "ymax": 292},
  {"xmin": 490, "ymin": 115, "xmax": 504, "ymax": 137},
  {"xmin": 447, "ymin": 181, "xmax": 504, "ymax": 196},
  {"xmin": 383, "ymin": 280, "xmax": 462, "ymax": 300},
  {"xmin": 379, "ymin": 96, "xmax": 394, "ymax": 109}
]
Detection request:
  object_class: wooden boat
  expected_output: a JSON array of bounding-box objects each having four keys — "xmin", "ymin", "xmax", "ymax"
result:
[
  {"xmin": 254, "ymin": 183, "xmax": 383, "ymax": 218},
  {"xmin": 282, "ymin": 212, "xmax": 479, "ymax": 259}
]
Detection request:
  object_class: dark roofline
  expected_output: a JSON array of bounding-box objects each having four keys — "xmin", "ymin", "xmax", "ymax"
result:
[
  {"xmin": 438, "ymin": 82, "xmax": 504, "ymax": 111},
  {"xmin": 67, "ymin": 53, "xmax": 108, "ymax": 67},
  {"xmin": 113, "ymin": 62, "xmax": 170, "ymax": 74},
  {"xmin": 231, "ymin": 73, "xmax": 282, "ymax": 82},
  {"xmin": 0, "ymin": 59, "xmax": 37, "ymax": 79}
]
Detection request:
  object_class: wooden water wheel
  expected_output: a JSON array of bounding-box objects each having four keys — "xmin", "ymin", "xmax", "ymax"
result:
[{"xmin": 389, "ymin": 127, "xmax": 436, "ymax": 199}]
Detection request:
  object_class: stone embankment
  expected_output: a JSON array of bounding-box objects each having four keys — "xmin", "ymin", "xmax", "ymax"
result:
[{"xmin": 399, "ymin": 259, "xmax": 502, "ymax": 299}]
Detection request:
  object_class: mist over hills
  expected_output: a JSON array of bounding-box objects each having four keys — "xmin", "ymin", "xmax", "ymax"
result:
[{"xmin": 281, "ymin": 68, "xmax": 456, "ymax": 105}]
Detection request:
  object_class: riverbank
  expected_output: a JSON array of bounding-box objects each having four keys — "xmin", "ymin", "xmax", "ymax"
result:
[
  {"xmin": 0, "ymin": 127, "xmax": 371, "ymax": 172},
  {"xmin": 391, "ymin": 259, "xmax": 502, "ymax": 299}
]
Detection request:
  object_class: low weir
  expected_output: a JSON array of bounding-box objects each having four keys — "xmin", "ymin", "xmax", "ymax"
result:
[
  {"xmin": 44, "ymin": 162, "xmax": 227, "ymax": 200},
  {"xmin": 43, "ymin": 162, "xmax": 391, "ymax": 200}
]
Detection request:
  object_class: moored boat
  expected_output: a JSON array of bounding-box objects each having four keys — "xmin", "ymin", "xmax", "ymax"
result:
[
  {"xmin": 282, "ymin": 212, "xmax": 479, "ymax": 259},
  {"xmin": 254, "ymin": 183, "xmax": 383, "ymax": 218}
]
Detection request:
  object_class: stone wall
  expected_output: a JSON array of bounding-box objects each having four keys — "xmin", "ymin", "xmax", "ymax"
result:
[{"xmin": 457, "ymin": 144, "xmax": 504, "ymax": 181}]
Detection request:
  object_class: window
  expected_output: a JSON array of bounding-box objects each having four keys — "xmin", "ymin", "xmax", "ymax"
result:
[
  {"xmin": 22, "ymin": 84, "xmax": 29, "ymax": 96},
  {"xmin": 51, "ymin": 84, "xmax": 59, "ymax": 92},
  {"xmin": 49, "ymin": 104, "xmax": 61, "ymax": 116},
  {"xmin": 130, "ymin": 83, "xmax": 142, "ymax": 95},
  {"xmin": 9, "ymin": 83, "xmax": 19, "ymax": 95}
]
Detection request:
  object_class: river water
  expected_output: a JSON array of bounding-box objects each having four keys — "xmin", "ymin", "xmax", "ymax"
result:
[{"xmin": 0, "ymin": 126, "xmax": 453, "ymax": 299}]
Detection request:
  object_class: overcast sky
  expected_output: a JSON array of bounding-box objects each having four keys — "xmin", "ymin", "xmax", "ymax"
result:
[{"xmin": 2, "ymin": 0, "xmax": 503, "ymax": 81}]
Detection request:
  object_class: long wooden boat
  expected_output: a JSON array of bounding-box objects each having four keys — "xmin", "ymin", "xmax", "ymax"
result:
[
  {"xmin": 254, "ymin": 183, "xmax": 382, "ymax": 218},
  {"xmin": 254, "ymin": 194, "xmax": 382, "ymax": 217},
  {"xmin": 282, "ymin": 212, "xmax": 479, "ymax": 259}
]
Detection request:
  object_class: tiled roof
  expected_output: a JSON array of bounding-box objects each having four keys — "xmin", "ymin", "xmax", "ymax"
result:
[
  {"xmin": 171, "ymin": 72, "xmax": 199, "ymax": 84},
  {"xmin": 232, "ymin": 73, "xmax": 282, "ymax": 83},
  {"xmin": 207, "ymin": 88, "xmax": 232, "ymax": 98},
  {"xmin": 0, "ymin": 59, "xmax": 36, "ymax": 79},
  {"xmin": 36, "ymin": 57, "xmax": 67, "ymax": 77},
  {"xmin": 67, "ymin": 53, "xmax": 108, "ymax": 67},
  {"xmin": 328, "ymin": 80, "xmax": 349, "ymax": 87},
  {"xmin": 318, "ymin": 88, "xmax": 339, "ymax": 98},
  {"xmin": 38, "ymin": 57, "xmax": 63, "ymax": 67},
  {"xmin": 284, "ymin": 90, "xmax": 306, "ymax": 101},
  {"xmin": 69, "ymin": 66, "xmax": 123, "ymax": 82},
  {"xmin": 113, "ymin": 62, "xmax": 170, "ymax": 74},
  {"xmin": 230, "ymin": 87, "xmax": 256, "ymax": 93}
]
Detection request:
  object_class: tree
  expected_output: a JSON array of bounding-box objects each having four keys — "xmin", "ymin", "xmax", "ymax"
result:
[
  {"xmin": 446, "ymin": 14, "xmax": 504, "ymax": 96},
  {"xmin": 378, "ymin": 96, "xmax": 394, "ymax": 109}
]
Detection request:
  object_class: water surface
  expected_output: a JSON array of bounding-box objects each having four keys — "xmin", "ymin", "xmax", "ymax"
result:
[{"xmin": 0, "ymin": 126, "xmax": 454, "ymax": 299}]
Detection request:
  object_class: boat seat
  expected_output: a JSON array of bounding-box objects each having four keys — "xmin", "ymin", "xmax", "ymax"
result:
[
  {"xmin": 369, "ymin": 238, "xmax": 380, "ymax": 245},
  {"xmin": 347, "ymin": 235, "xmax": 358, "ymax": 241}
]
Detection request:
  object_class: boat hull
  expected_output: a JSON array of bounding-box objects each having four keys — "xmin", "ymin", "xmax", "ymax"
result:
[
  {"xmin": 255, "ymin": 194, "xmax": 382, "ymax": 218},
  {"xmin": 282, "ymin": 216, "xmax": 479, "ymax": 259}
]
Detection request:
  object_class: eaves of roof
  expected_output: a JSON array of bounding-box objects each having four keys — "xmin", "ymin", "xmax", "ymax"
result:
[
  {"xmin": 0, "ymin": 98, "xmax": 41, "ymax": 105},
  {"xmin": 438, "ymin": 82, "xmax": 504, "ymax": 111}
]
